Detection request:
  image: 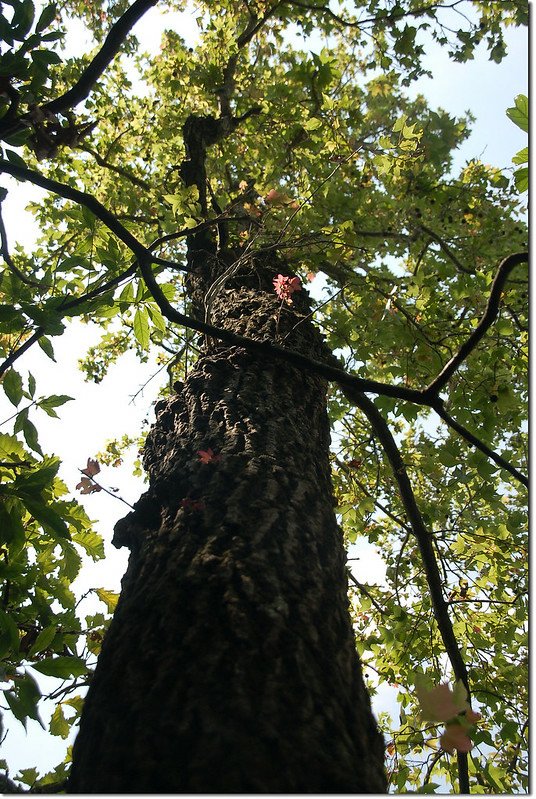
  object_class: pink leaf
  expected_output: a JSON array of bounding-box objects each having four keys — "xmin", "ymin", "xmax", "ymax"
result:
[
  {"xmin": 465, "ymin": 708, "xmax": 482, "ymax": 725},
  {"xmin": 440, "ymin": 724, "xmax": 474, "ymax": 754},
  {"xmin": 272, "ymin": 274, "xmax": 302, "ymax": 304},
  {"xmin": 265, "ymin": 189, "xmax": 289, "ymax": 205},
  {"xmin": 416, "ymin": 683, "xmax": 468, "ymax": 723},
  {"xmin": 197, "ymin": 448, "xmax": 220, "ymax": 464},
  {"xmin": 288, "ymin": 276, "xmax": 302, "ymax": 293}
]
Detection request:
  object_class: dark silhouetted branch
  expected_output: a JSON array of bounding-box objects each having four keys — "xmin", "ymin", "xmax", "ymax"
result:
[
  {"xmin": 0, "ymin": 159, "xmax": 183, "ymax": 272},
  {"xmin": 45, "ymin": 0, "xmax": 159, "ymax": 115},
  {"xmin": 419, "ymin": 223, "xmax": 473, "ymax": 274},
  {"xmin": 0, "ymin": 190, "xmax": 41, "ymax": 287},
  {"xmin": 352, "ymin": 391, "xmax": 471, "ymax": 794},
  {"xmin": 425, "ymin": 252, "xmax": 528, "ymax": 395}
]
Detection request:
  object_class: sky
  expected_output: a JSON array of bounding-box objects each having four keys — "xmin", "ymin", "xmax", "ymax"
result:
[{"xmin": 0, "ymin": 2, "xmax": 529, "ymax": 782}]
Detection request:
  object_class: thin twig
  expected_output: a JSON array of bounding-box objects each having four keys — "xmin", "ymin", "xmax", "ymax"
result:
[
  {"xmin": 347, "ymin": 572, "xmax": 386, "ymax": 616},
  {"xmin": 419, "ymin": 223, "xmax": 474, "ymax": 275}
]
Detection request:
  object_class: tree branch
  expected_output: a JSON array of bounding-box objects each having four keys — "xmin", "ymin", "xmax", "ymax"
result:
[
  {"xmin": 136, "ymin": 252, "xmax": 430, "ymax": 403},
  {"xmin": 425, "ymin": 252, "xmax": 528, "ymax": 395},
  {"xmin": 44, "ymin": 0, "xmax": 159, "ymax": 115},
  {"xmin": 0, "ymin": 159, "xmax": 184, "ymax": 272},
  {"xmin": 431, "ymin": 400, "xmax": 528, "ymax": 488},
  {"xmin": 0, "ymin": 159, "xmax": 527, "ymax": 489},
  {"xmin": 418, "ymin": 223, "xmax": 474, "ymax": 275},
  {"xmin": 352, "ymin": 392, "xmax": 470, "ymax": 689},
  {"xmin": 0, "ymin": 261, "xmax": 137, "ymax": 377},
  {"xmin": 347, "ymin": 572, "xmax": 386, "ymax": 616},
  {"xmin": 351, "ymin": 391, "xmax": 471, "ymax": 793},
  {"xmin": 0, "ymin": 190, "xmax": 41, "ymax": 287},
  {"xmin": 0, "ymin": 0, "xmax": 159, "ymax": 146},
  {"xmin": 77, "ymin": 144, "xmax": 151, "ymax": 190}
]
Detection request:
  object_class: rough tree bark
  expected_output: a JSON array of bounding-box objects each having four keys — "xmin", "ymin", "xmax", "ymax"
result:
[{"xmin": 68, "ymin": 112, "xmax": 387, "ymax": 792}]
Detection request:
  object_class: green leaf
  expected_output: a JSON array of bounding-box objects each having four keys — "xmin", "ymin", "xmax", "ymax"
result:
[
  {"xmin": 506, "ymin": 94, "xmax": 528, "ymax": 132},
  {"xmin": 4, "ymin": 690, "xmax": 28, "ymax": 727},
  {"xmin": 37, "ymin": 394, "xmax": 73, "ymax": 418},
  {"xmin": 38, "ymin": 336, "xmax": 56, "ymax": 361},
  {"xmin": 146, "ymin": 303, "xmax": 167, "ymax": 333},
  {"xmin": 0, "ymin": 501, "xmax": 25, "ymax": 552},
  {"xmin": 514, "ymin": 166, "xmax": 528, "ymax": 193},
  {"xmin": 13, "ymin": 456, "xmax": 59, "ymax": 491},
  {"xmin": 31, "ymin": 655, "xmax": 88, "ymax": 678},
  {"xmin": 19, "ymin": 494, "xmax": 70, "ymax": 539},
  {"xmin": 0, "ymin": 608, "xmax": 20, "ymax": 657},
  {"xmin": 14, "ymin": 406, "xmax": 29, "ymax": 434},
  {"xmin": 302, "ymin": 117, "xmax": 322, "ymax": 131},
  {"xmin": 35, "ymin": 3, "xmax": 57, "ymax": 34},
  {"xmin": 49, "ymin": 704, "xmax": 70, "ymax": 738},
  {"xmin": 22, "ymin": 418, "xmax": 42, "ymax": 455},
  {"xmin": 402, "ymin": 123, "xmax": 420, "ymax": 140},
  {"xmin": 72, "ymin": 528, "xmax": 105, "ymax": 560},
  {"xmin": 21, "ymin": 304, "xmax": 65, "ymax": 336},
  {"xmin": 28, "ymin": 624, "xmax": 57, "ymax": 657},
  {"xmin": 393, "ymin": 114, "xmax": 408, "ymax": 133},
  {"xmin": 11, "ymin": 0, "xmax": 35, "ymax": 41},
  {"xmin": 3, "ymin": 672, "xmax": 42, "ymax": 728},
  {"xmin": 14, "ymin": 767, "xmax": 39, "ymax": 787},
  {"xmin": 133, "ymin": 307, "xmax": 150, "ymax": 350},
  {"xmin": 95, "ymin": 588, "xmax": 119, "ymax": 613},
  {"xmin": 118, "ymin": 281, "xmax": 135, "ymax": 304},
  {"xmin": 378, "ymin": 135, "xmax": 394, "ymax": 149},
  {"xmin": 0, "ymin": 433, "xmax": 27, "ymax": 462},
  {"xmin": 0, "ymin": 304, "xmax": 19, "ymax": 323},
  {"xmin": 4, "ymin": 149, "xmax": 27, "ymax": 169},
  {"xmin": 2, "ymin": 369, "xmax": 24, "ymax": 406},
  {"xmin": 512, "ymin": 146, "xmax": 528, "ymax": 166}
]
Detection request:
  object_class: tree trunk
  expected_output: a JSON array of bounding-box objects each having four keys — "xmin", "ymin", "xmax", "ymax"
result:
[{"xmin": 68, "ymin": 249, "xmax": 386, "ymax": 793}]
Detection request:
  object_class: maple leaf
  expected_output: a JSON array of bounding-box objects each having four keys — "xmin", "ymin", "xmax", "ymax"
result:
[
  {"xmin": 76, "ymin": 476, "xmax": 102, "ymax": 495},
  {"xmin": 287, "ymin": 276, "xmax": 302, "ymax": 293},
  {"xmin": 416, "ymin": 682, "xmax": 469, "ymax": 723},
  {"xmin": 81, "ymin": 458, "xmax": 100, "ymax": 477},
  {"xmin": 440, "ymin": 723, "xmax": 474, "ymax": 754},
  {"xmin": 273, "ymin": 274, "xmax": 302, "ymax": 304},
  {"xmin": 464, "ymin": 708, "xmax": 482, "ymax": 725},
  {"xmin": 197, "ymin": 448, "xmax": 220, "ymax": 464}
]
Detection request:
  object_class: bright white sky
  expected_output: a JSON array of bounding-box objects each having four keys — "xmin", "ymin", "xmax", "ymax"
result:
[{"xmin": 0, "ymin": 3, "xmax": 528, "ymax": 781}]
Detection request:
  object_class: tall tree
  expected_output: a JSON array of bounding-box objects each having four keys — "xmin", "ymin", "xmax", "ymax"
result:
[{"xmin": 0, "ymin": 0, "xmax": 528, "ymax": 793}]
